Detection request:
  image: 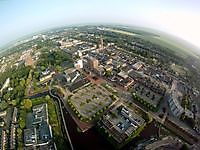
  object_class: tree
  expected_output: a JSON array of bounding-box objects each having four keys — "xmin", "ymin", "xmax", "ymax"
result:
[
  {"xmin": 41, "ymin": 66, "xmax": 46, "ymax": 71},
  {"xmin": 55, "ymin": 65, "xmax": 62, "ymax": 72},
  {"xmin": 9, "ymin": 99, "xmax": 17, "ymax": 106},
  {"xmin": 19, "ymin": 117, "xmax": 25, "ymax": 129},
  {"xmin": 17, "ymin": 128, "xmax": 22, "ymax": 136},
  {"xmin": 0, "ymin": 101, "xmax": 8, "ymax": 110},
  {"xmin": 45, "ymin": 95, "xmax": 51, "ymax": 100},
  {"xmin": 3, "ymin": 93, "xmax": 10, "ymax": 101},
  {"xmin": 34, "ymin": 71, "xmax": 40, "ymax": 80},
  {"xmin": 22, "ymin": 99, "xmax": 32, "ymax": 110},
  {"xmin": 20, "ymin": 79, "xmax": 26, "ymax": 87}
]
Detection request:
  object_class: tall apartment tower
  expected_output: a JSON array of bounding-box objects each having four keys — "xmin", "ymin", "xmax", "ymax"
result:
[{"xmin": 89, "ymin": 57, "xmax": 99, "ymax": 69}]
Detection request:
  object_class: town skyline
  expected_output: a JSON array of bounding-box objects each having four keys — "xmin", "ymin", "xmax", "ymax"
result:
[{"xmin": 0, "ymin": 0, "xmax": 200, "ymax": 49}]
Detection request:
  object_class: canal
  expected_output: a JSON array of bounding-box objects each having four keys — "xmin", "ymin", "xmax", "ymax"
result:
[
  {"xmin": 62, "ymin": 106, "xmax": 159, "ymax": 150},
  {"xmin": 50, "ymin": 91, "xmax": 159, "ymax": 150}
]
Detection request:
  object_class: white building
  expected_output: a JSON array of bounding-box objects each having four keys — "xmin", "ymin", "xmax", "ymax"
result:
[
  {"xmin": 168, "ymin": 80, "xmax": 193, "ymax": 118},
  {"xmin": 0, "ymin": 78, "xmax": 10, "ymax": 93},
  {"xmin": 39, "ymin": 72, "xmax": 55, "ymax": 82},
  {"xmin": 132, "ymin": 61, "xmax": 144, "ymax": 70},
  {"xmin": 74, "ymin": 59, "xmax": 83, "ymax": 69},
  {"xmin": 168, "ymin": 91, "xmax": 184, "ymax": 117},
  {"xmin": 168, "ymin": 80, "xmax": 184, "ymax": 117}
]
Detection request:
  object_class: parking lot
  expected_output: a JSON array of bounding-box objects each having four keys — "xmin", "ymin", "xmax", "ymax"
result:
[
  {"xmin": 69, "ymin": 84, "xmax": 114, "ymax": 118},
  {"xmin": 134, "ymin": 83, "xmax": 162, "ymax": 107}
]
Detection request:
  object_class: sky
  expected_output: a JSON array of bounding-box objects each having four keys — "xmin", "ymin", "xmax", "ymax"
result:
[{"xmin": 0, "ymin": 0, "xmax": 200, "ymax": 49}]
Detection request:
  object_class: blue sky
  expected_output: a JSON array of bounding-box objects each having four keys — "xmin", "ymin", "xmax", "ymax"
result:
[{"xmin": 0, "ymin": 0, "xmax": 200, "ymax": 48}]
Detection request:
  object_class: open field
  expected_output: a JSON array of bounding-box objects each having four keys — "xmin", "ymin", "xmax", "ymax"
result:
[
  {"xmin": 111, "ymin": 26, "xmax": 199, "ymax": 59},
  {"xmin": 104, "ymin": 28, "xmax": 137, "ymax": 36}
]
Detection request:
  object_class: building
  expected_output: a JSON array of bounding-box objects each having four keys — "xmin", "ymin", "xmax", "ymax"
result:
[
  {"xmin": 24, "ymin": 122, "xmax": 52, "ymax": 147},
  {"xmin": 10, "ymin": 107, "xmax": 18, "ymax": 150},
  {"xmin": 89, "ymin": 57, "xmax": 99, "ymax": 69},
  {"xmin": 106, "ymin": 58, "xmax": 112, "ymax": 65},
  {"xmin": 168, "ymin": 91, "xmax": 184, "ymax": 117},
  {"xmin": 39, "ymin": 71, "xmax": 55, "ymax": 82},
  {"xmin": 112, "ymin": 60, "xmax": 121, "ymax": 69},
  {"xmin": 0, "ymin": 78, "xmax": 10, "ymax": 94},
  {"xmin": 100, "ymin": 104, "xmax": 145, "ymax": 144},
  {"xmin": 24, "ymin": 128, "xmax": 37, "ymax": 146},
  {"xmin": 64, "ymin": 69, "xmax": 90, "ymax": 92},
  {"xmin": 104, "ymin": 65, "xmax": 113, "ymax": 72},
  {"xmin": 76, "ymin": 50, "xmax": 83, "ymax": 57},
  {"xmin": 132, "ymin": 61, "xmax": 144, "ymax": 70},
  {"xmin": 12, "ymin": 107, "xmax": 18, "ymax": 124},
  {"xmin": 117, "ymin": 71, "xmax": 128, "ymax": 79},
  {"xmin": 24, "ymin": 103, "xmax": 53, "ymax": 148},
  {"xmin": 111, "ymin": 75, "xmax": 134, "ymax": 90},
  {"xmin": 0, "ymin": 129, "xmax": 6, "ymax": 150},
  {"xmin": 95, "ymin": 65, "xmax": 105, "ymax": 76},
  {"xmin": 74, "ymin": 59, "xmax": 83, "ymax": 69},
  {"xmin": 168, "ymin": 80, "xmax": 193, "ymax": 118},
  {"xmin": 98, "ymin": 35, "xmax": 104, "ymax": 50},
  {"xmin": 10, "ymin": 124, "xmax": 16, "ymax": 150},
  {"xmin": 0, "ymin": 111, "xmax": 6, "ymax": 118},
  {"xmin": 32, "ymin": 103, "xmax": 48, "ymax": 125}
]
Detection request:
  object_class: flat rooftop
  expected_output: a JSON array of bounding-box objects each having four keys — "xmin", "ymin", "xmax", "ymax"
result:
[
  {"xmin": 32, "ymin": 103, "xmax": 48, "ymax": 125},
  {"xmin": 101, "ymin": 103, "xmax": 145, "ymax": 143}
]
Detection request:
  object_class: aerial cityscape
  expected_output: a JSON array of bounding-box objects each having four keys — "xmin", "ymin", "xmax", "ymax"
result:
[
  {"xmin": 1, "ymin": 0, "xmax": 200, "ymax": 150},
  {"xmin": 0, "ymin": 25, "xmax": 199, "ymax": 149}
]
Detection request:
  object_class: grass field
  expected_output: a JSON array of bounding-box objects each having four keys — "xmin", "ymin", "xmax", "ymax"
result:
[{"xmin": 104, "ymin": 28, "xmax": 137, "ymax": 36}]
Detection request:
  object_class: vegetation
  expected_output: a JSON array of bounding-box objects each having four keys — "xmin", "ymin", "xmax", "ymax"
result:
[
  {"xmin": 0, "ymin": 101, "xmax": 8, "ymax": 110},
  {"xmin": 37, "ymin": 49, "xmax": 73, "ymax": 68},
  {"xmin": 181, "ymin": 94, "xmax": 191, "ymax": 109},
  {"xmin": 17, "ymin": 95, "xmax": 67, "ymax": 149},
  {"xmin": 132, "ymin": 92, "xmax": 158, "ymax": 112},
  {"xmin": 21, "ymin": 99, "xmax": 32, "ymax": 111},
  {"xmin": 43, "ymin": 95, "xmax": 68, "ymax": 150},
  {"xmin": 1, "ymin": 65, "xmax": 31, "ymax": 104}
]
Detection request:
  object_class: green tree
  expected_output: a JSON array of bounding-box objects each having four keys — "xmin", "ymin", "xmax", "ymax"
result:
[
  {"xmin": 45, "ymin": 95, "xmax": 51, "ymax": 100},
  {"xmin": 22, "ymin": 99, "xmax": 32, "ymax": 110},
  {"xmin": 20, "ymin": 79, "xmax": 26, "ymax": 87},
  {"xmin": 55, "ymin": 65, "xmax": 62, "ymax": 72},
  {"xmin": 0, "ymin": 101, "xmax": 8, "ymax": 110},
  {"xmin": 9, "ymin": 99, "xmax": 17, "ymax": 106},
  {"xmin": 19, "ymin": 117, "xmax": 25, "ymax": 129}
]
